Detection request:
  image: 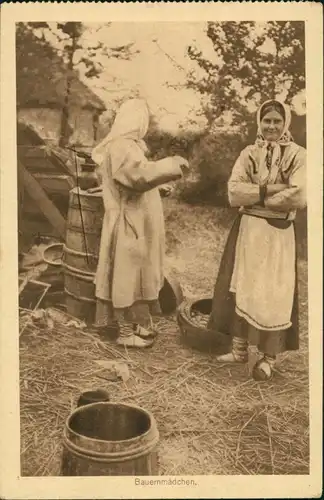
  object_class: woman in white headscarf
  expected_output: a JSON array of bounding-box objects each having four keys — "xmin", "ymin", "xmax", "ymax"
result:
[
  {"xmin": 91, "ymin": 98, "xmax": 189, "ymax": 348},
  {"xmin": 208, "ymin": 99, "xmax": 306, "ymax": 379}
]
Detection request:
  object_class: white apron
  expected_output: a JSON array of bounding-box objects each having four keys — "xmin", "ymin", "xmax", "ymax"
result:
[{"xmin": 230, "ymin": 214, "xmax": 295, "ymax": 331}]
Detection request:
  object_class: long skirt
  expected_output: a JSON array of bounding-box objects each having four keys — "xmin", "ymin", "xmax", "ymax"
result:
[{"xmin": 208, "ymin": 214, "xmax": 299, "ymax": 355}]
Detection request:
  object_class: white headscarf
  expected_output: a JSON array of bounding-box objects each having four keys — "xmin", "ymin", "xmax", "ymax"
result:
[
  {"xmin": 256, "ymin": 99, "xmax": 293, "ymax": 146},
  {"xmin": 255, "ymin": 99, "xmax": 293, "ymax": 183},
  {"xmin": 91, "ymin": 98, "xmax": 150, "ymax": 165}
]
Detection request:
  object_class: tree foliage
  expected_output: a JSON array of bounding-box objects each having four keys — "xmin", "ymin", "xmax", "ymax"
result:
[
  {"xmin": 180, "ymin": 21, "xmax": 307, "ymax": 208},
  {"xmin": 188, "ymin": 21, "xmax": 305, "ymax": 125}
]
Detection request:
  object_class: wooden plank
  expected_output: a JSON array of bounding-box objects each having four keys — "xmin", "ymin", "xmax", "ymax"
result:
[
  {"xmin": 20, "ymin": 216, "xmax": 59, "ymax": 242},
  {"xmin": 23, "ymin": 191, "xmax": 70, "ymax": 219},
  {"xmin": 33, "ymin": 174, "xmax": 75, "ymax": 194},
  {"xmin": 17, "ymin": 145, "xmax": 76, "ymax": 177},
  {"xmin": 18, "ymin": 145, "xmax": 48, "ymax": 158},
  {"xmin": 22, "ymin": 195, "xmax": 39, "ymax": 215},
  {"xmin": 19, "ymin": 158, "xmax": 60, "ymax": 174},
  {"xmin": 49, "ymin": 145, "xmax": 77, "ymax": 176},
  {"xmin": 18, "ymin": 160, "xmax": 66, "ymax": 239}
]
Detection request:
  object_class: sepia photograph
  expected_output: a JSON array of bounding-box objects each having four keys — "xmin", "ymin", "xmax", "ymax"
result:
[{"xmin": 0, "ymin": 2, "xmax": 323, "ymax": 499}]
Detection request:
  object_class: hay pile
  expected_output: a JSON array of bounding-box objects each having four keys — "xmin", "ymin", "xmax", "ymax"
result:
[{"xmin": 20, "ymin": 201, "xmax": 309, "ymax": 476}]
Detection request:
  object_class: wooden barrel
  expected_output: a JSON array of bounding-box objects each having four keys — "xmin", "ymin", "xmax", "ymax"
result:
[
  {"xmin": 64, "ymin": 267, "xmax": 97, "ymax": 323},
  {"xmin": 64, "ymin": 187, "xmax": 104, "ymax": 273},
  {"xmin": 63, "ymin": 187, "xmax": 184, "ymax": 321},
  {"xmin": 64, "ymin": 188, "xmax": 104, "ymax": 322},
  {"xmin": 61, "ymin": 402, "xmax": 159, "ymax": 476}
]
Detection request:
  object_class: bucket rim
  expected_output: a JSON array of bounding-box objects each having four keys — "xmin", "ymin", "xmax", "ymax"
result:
[
  {"xmin": 42, "ymin": 242, "xmax": 64, "ymax": 267},
  {"xmin": 65, "ymin": 401, "xmax": 157, "ymax": 446}
]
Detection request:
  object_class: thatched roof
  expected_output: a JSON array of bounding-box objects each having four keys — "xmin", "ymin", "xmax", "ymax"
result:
[{"xmin": 16, "ymin": 26, "xmax": 106, "ymax": 112}]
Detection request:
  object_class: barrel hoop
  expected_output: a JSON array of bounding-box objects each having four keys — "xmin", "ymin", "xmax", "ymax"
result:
[
  {"xmin": 64, "ymin": 288, "xmax": 96, "ymax": 304},
  {"xmin": 66, "ymin": 224, "xmax": 102, "ymax": 235},
  {"xmin": 63, "ymin": 262, "xmax": 95, "ymax": 279},
  {"xmin": 63, "ymin": 244, "xmax": 98, "ymax": 260},
  {"xmin": 62, "ymin": 431, "xmax": 159, "ymax": 463}
]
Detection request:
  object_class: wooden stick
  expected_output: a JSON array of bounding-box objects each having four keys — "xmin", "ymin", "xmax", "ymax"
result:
[{"xmin": 19, "ymin": 275, "xmax": 31, "ymax": 294}]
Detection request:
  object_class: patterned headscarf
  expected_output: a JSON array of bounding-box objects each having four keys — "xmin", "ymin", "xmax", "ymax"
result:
[
  {"xmin": 255, "ymin": 99, "xmax": 293, "ymax": 183},
  {"xmin": 91, "ymin": 98, "xmax": 150, "ymax": 165},
  {"xmin": 256, "ymin": 99, "xmax": 293, "ymax": 147}
]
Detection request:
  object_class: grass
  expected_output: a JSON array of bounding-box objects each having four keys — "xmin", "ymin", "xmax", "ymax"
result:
[{"xmin": 19, "ymin": 198, "xmax": 309, "ymax": 476}]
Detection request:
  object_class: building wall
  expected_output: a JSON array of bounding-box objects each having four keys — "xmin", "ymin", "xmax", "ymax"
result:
[
  {"xmin": 18, "ymin": 107, "xmax": 97, "ymax": 147},
  {"xmin": 68, "ymin": 107, "xmax": 96, "ymax": 147},
  {"xmin": 18, "ymin": 108, "xmax": 62, "ymax": 145}
]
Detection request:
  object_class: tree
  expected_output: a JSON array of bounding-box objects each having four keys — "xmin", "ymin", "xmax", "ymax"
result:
[
  {"xmin": 176, "ymin": 21, "xmax": 307, "ymax": 205},
  {"xmin": 54, "ymin": 23, "xmax": 90, "ymax": 147},
  {"xmin": 20, "ymin": 22, "xmax": 138, "ymax": 146},
  {"xmin": 187, "ymin": 21, "xmax": 305, "ymax": 126}
]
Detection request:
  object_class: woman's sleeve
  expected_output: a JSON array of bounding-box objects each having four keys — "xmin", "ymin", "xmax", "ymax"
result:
[
  {"xmin": 264, "ymin": 148, "xmax": 307, "ymax": 211},
  {"xmin": 228, "ymin": 148, "xmax": 261, "ymax": 207},
  {"xmin": 112, "ymin": 144, "xmax": 183, "ymax": 193}
]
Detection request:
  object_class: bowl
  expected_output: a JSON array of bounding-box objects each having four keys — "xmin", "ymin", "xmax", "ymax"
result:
[
  {"xmin": 177, "ymin": 297, "xmax": 231, "ymax": 354},
  {"xmin": 42, "ymin": 243, "xmax": 64, "ymax": 267}
]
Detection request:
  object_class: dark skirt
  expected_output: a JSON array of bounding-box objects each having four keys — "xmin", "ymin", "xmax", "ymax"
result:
[{"xmin": 207, "ymin": 215, "xmax": 299, "ymax": 354}]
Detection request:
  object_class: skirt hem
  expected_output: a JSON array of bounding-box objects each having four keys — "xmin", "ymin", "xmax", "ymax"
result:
[{"xmin": 235, "ymin": 305, "xmax": 292, "ymax": 331}]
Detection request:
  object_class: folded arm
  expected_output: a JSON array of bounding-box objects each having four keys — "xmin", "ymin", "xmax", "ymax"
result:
[
  {"xmin": 228, "ymin": 147, "xmax": 306, "ymax": 211},
  {"xmin": 228, "ymin": 149, "xmax": 261, "ymax": 207},
  {"xmin": 264, "ymin": 149, "xmax": 307, "ymax": 211}
]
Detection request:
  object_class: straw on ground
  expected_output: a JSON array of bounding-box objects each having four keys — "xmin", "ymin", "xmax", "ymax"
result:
[{"xmin": 20, "ymin": 199, "xmax": 309, "ymax": 476}]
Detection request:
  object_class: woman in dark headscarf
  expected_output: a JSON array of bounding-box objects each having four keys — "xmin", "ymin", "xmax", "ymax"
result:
[{"xmin": 208, "ymin": 99, "xmax": 307, "ymax": 380}]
